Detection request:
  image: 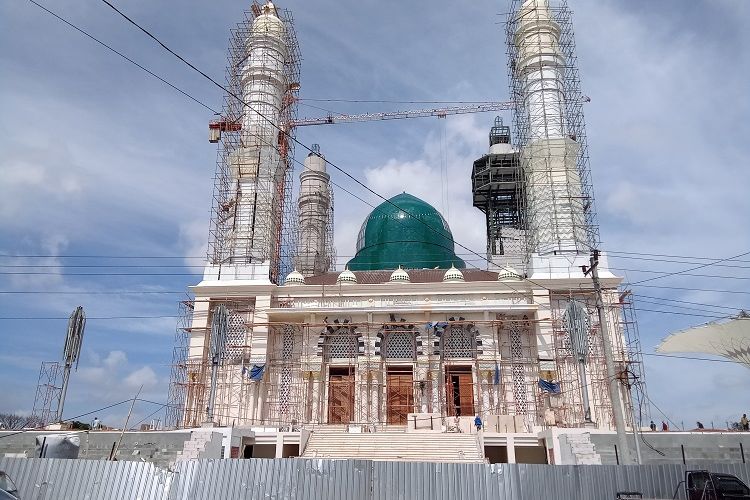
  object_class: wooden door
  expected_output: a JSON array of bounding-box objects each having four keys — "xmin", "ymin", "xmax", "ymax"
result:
[
  {"xmin": 445, "ymin": 368, "xmax": 474, "ymax": 417},
  {"xmin": 328, "ymin": 367, "xmax": 354, "ymax": 424},
  {"xmin": 386, "ymin": 369, "xmax": 414, "ymax": 424}
]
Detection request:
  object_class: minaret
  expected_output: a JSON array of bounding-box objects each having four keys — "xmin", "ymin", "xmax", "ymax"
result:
[
  {"xmin": 514, "ymin": 0, "xmax": 587, "ymax": 255},
  {"xmin": 296, "ymin": 145, "xmax": 333, "ymax": 276},
  {"xmin": 471, "ymin": 117, "xmax": 525, "ymax": 273},
  {"xmin": 222, "ymin": 1, "xmax": 291, "ymax": 279}
]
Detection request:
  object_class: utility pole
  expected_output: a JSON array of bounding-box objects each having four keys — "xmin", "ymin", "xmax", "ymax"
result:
[{"xmin": 583, "ymin": 250, "xmax": 632, "ymax": 464}]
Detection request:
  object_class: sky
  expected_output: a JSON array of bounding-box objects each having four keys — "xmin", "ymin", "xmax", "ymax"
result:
[{"xmin": 1, "ymin": 0, "xmax": 749, "ymax": 431}]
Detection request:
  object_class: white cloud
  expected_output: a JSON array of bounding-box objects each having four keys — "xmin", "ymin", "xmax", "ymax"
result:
[
  {"xmin": 124, "ymin": 366, "xmax": 158, "ymax": 389},
  {"xmin": 73, "ymin": 350, "xmax": 165, "ymax": 411},
  {"xmin": 103, "ymin": 350, "xmax": 128, "ymax": 370},
  {"xmin": 178, "ymin": 217, "xmax": 208, "ymax": 270}
]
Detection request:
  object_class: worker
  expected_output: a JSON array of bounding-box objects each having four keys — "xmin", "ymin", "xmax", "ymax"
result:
[
  {"xmin": 474, "ymin": 415, "xmax": 483, "ymax": 433},
  {"xmin": 662, "ymin": 421, "xmax": 669, "ymax": 432},
  {"xmin": 649, "ymin": 421, "xmax": 657, "ymax": 432},
  {"xmin": 741, "ymin": 414, "xmax": 749, "ymax": 431},
  {"xmin": 91, "ymin": 417, "xmax": 101, "ymax": 430},
  {"xmin": 697, "ymin": 421, "xmax": 704, "ymax": 430}
]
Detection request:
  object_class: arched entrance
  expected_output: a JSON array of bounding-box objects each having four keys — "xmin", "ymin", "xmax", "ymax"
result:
[{"xmin": 378, "ymin": 315, "xmax": 419, "ymax": 425}]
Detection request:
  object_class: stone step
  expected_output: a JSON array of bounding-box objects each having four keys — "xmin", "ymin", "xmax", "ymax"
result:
[{"xmin": 302, "ymin": 431, "xmax": 483, "ymax": 462}]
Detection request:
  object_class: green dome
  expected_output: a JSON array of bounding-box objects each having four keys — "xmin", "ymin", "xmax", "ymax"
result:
[{"xmin": 346, "ymin": 193, "xmax": 465, "ymax": 271}]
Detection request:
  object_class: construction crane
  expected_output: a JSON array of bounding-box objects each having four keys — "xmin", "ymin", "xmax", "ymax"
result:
[{"xmin": 208, "ymin": 101, "xmax": 514, "ymax": 143}]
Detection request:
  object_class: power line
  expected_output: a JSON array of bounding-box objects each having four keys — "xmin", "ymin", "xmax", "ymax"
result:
[
  {"xmin": 632, "ymin": 308, "xmax": 728, "ymax": 320},
  {"xmin": 633, "ymin": 298, "xmax": 741, "ymax": 318},
  {"xmin": 607, "ymin": 254, "xmax": 750, "ymax": 270},
  {"xmin": 634, "ymin": 284, "xmax": 750, "ymax": 296},
  {"xmin": 641, "ymin": 352, "xmax": 742, "ymax": 365},
  {"xmin": 25, "ymin": 0, "xmax": 218, "ymax": 114},
  {"xmin": 0, "ymin": 306, "xmax": 732, "ymax": 322},
  {"xmin": 0, "ymin": 399, "xmax": 133, "ymax": 440},
  {"xmin": 629, "ymin": 250, "xmax": 750, "ymax": 285},
  {"xmin": 23, "ymin": 0, "xmax": 375, "ymax": 223},
  {"xmin": 31, "ymin": 0, "xmax": 735, "ymax": 322},
  {"xmin": 614, "ymin": 268, "xmax": 750, "ymax": 281},
  {"xmin": 633, "ymin": 294, "xmax": 745, "ymax": 313},
  {"xmin": 94, "ymin": 0, "xmax": 540, "ymax": 299},
  {"xmin": 605, "ymin": 249, "xmax": 750, "ymax": 263}
]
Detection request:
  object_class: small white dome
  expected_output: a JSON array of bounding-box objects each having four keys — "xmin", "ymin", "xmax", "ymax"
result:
[
  {"xmin": 443, "ymin": 264, "xmax": 465, "ymax": 283},
  {"xmin": 336, "ymin": 267, "xmax": 357, "ymax": 285},
  {"xmin": 498, "ymin": 266, "xmax": 522, "ymax": 281},
  {"xmin": 389, "ymin": 265, "xmax": 410, "ymax": 283},
  {"xmin": 284, "ymin": 268, "xmax": 305, "ymax": 285}
]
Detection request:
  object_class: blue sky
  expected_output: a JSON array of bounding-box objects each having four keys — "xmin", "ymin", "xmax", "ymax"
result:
[{"xmin": 1, "ymin": 0, "xmax": 749, "ymax": 429}]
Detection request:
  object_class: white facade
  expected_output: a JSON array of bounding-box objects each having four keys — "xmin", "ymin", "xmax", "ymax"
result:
[{"xmin": 182, "ymin": 268, "xmax": 631, "ymax": 438}]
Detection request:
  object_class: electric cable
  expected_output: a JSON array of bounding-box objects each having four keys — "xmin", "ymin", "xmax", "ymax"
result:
[
  {"xmin": 0, "ymin": 399, "xmax": 133, "ymax": 440},
  {"xmin": 94, "ymin": 0, "xmax": 562, "ymax": 304},
  {"xmin": 20, "ymin": 2, "xmax": 744, "ymax": 343},
  {"xmin": 26, "ymin": 0, "xmax": 218, "ymax": 114},
  {"xmin": 23, "ymin": 0, "xmax": 375, "ymax": 217},
  {"xmin": 20, "ymin": 0, "xmax": 750, "ymax": 329},
  {"xmin": 629, "ymin": 250, "xmax": 750, "ymax": 286}
]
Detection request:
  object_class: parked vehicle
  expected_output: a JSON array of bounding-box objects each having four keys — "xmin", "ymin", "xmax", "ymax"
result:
[
  {"xmin": 617, "ymin": 470, "xmax": 750, "ymax": 500},
  {"xmin": 0, "ymin": 471, "xmax": 19, "ymax": 500}
]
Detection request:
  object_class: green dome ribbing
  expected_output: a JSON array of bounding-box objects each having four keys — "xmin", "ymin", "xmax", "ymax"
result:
[{"xmin": 346, "ymin": 193, "xmax": 465, "ymax": 271}]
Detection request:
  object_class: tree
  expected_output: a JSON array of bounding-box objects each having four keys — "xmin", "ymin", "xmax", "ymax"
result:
[{"xmin": 0, "ymin": 413, "xmax": 40, "ymax": 430}]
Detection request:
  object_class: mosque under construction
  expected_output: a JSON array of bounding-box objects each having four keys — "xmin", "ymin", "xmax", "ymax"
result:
[{"xmin": 163, "ymin": 0, "xmax": 650, "ymax": 464}]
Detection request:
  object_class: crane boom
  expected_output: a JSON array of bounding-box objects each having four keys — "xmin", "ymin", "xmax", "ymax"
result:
[
  {"xmin": 208, "ymin": 97, "xmax": 588, "ymax": 142},
  {"xmin": 290, "ymin": 102, "xmax": 513, "ymax": 127}
]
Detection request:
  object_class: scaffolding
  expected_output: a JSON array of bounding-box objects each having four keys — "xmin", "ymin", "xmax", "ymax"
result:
[
  {"xmin": 506, "ymin": 0, "xmax": 599, "ymax": 260},
  {"xmin": 31, "ymin": 361, "xmax": 62, "ymax": 426},
  {"xmin": 619, "ymin": 290, "xmax": 651, "ymax": 427},
  {"xmin": 166, "ymin": 300, "xmax": 192, "ymax": 428},
  {"xmin": 207, "ymin": 2, "xmax": 301, "ymax": 284},
  {"xmin": 295, "ymin": 146, "xmax": 336, "ymax": 277},
  {"xmin": 547, "ymin": 289, "xmax": 645, "ymax": 429},
  {"xmin": 471, "ymin": 117, "xmax": 527, "ymax": 272},
  {"xmin": 169, "ymin": 303, "xmax": 591, "ymax": 431}
]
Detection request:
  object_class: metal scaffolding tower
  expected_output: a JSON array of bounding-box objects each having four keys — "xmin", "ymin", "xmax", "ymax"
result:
[
  {"xmin": 207, "ymin": 1, "xmax": 301, "ymax": 284},
  {"xmin": 506, "ymin": 0, "xmax": 599, "ymax": 259}
]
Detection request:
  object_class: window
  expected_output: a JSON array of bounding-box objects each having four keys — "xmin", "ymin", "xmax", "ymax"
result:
[
  {"xmin": 443, "ymin": 325, "xmax": 474, "ymax": 358},
  {"xmin": 715, "ymin": 476, "xmax": 750, "ymax": 495},
  {"xmin": 326, "ymin": 329, "xmax": 358, "ymax": 360},
  {"xmin": 382, "ymin": 330, "xmax": 416, "ymax": 359}
]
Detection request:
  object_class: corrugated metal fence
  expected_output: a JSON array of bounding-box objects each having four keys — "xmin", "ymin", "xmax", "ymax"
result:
[{"xmin": 3, "ymin": 458, "xmax": 750, "ymax": 500}]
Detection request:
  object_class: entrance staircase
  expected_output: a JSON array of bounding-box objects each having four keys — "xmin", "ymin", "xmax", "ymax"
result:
[
  {"xmin": 301, "ymin": 430, "xmax": 484, "ymax": 462},
  {"xmin": 173, "ymin": 430, "xmax": 216, "ymax": 462},
  {"xmin": 564, "ymin": 433, "xmax": 602, "ymax": 465}
]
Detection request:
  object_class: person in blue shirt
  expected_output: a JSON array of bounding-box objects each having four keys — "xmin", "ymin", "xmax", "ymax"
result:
[{"xmin": 474, "ymin": 415, "xmax": 482, "ymax": 433}]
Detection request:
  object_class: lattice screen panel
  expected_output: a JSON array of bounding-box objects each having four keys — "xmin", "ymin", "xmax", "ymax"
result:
[
  {"xmin": 382, "ymin": 330, "xmax": 416, "ymax": 359},
  {"xmin": 444, "ymin": 326, "xmax": 474, "ymax": 358}
]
